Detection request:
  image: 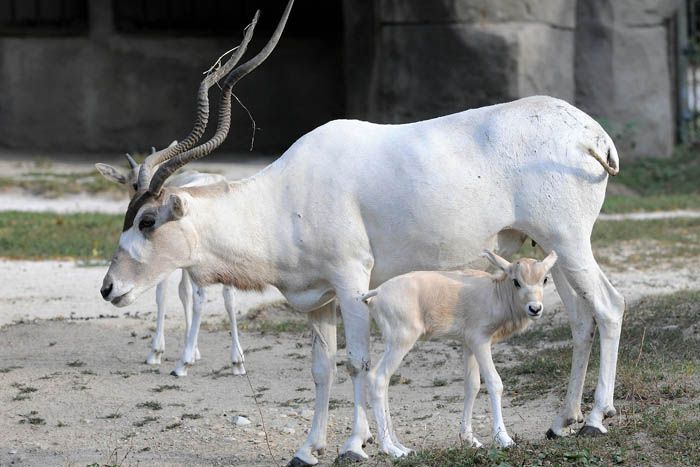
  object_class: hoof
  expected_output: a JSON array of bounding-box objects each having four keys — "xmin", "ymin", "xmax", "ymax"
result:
[
  {"xmin": 545, "ymin": 429, "xmax": 560, "ymax": 440},
  {"xmin": 286, "ymin": 457, "xmax": 314, "ymax": 467},
  {"xmin": 578, "ymin": 425, "xmax": 604, "ymax": 437},
  {"xmin": 170, "ymin": 369, "xmax": 187, "ymax": 377},
  {"xmin": 334, "ymin": 451, "xmax": 366, "ymax": 464}
]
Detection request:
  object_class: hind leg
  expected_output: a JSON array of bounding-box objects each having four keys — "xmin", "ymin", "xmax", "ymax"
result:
[
  {"xmin": 368, "ymin": 324, "xmax": 418, "ymax": 458},
  {"xmin": 548, "ymin": 240, "xmax": 624, "ymax": 435},
  {"xmin": 547, "ymin": 266, "xmax": 592, "ymax": 437}
]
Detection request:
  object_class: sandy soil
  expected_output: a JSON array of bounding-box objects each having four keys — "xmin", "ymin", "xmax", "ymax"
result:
[{"xmin": 0, "ymin": 255, "xmax": 698, "ymax": 466}]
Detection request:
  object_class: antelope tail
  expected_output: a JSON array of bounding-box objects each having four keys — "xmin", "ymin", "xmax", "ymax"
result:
[
  {"xmin": 585, "ymin": 146, "xmax": 619, "ymax": 176},
  {"xmin": 361, "ymin": 290, "xmax": 378, "ymax": 304}
]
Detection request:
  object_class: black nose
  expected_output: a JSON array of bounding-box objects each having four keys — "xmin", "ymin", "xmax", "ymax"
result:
[
  {"xmin": 529, "ymin": 304, "xmax": 542, "ymax": 314},
  {"xmin": 101, "ymin": 283, "xmax": 113, "ymax": 300}
]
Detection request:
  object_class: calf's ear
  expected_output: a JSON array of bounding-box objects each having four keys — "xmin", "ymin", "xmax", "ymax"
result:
[
  {"xmin": 541, "ymin": 250, "xmax": 558, "ymax": 272},
  {"xmin": 481, "ymin": 249, "xmax": 511, "ymax": 272}
]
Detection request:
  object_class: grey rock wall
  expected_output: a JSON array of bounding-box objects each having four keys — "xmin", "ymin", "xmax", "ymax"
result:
[{"xmin": 347, "ymin": 0, "xmax": 576, "ymax": 124}]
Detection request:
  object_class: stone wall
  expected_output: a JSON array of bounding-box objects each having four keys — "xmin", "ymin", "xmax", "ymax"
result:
[
  {"xmin": 345, "ymin": 0, "xmax": 682, "ymax": 158},
  {"xmin": 345, "ymin": 0, "xmax": 576, "ymax": 123}
]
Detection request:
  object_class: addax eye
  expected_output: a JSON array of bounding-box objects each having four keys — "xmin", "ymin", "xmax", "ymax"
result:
[
  {"xmin": 132, "ymin": 183, "xmax": 138, "ymax": 191},
  {"xmin": 513, "ymin": 279, "xmax": 521, "ymax": 288},
  {"xmin": 139, "ymin": 217, "xmax": 156, "ymax": 231},
  {"xmin": 544, "ymin": 277, "xmax": 549, "ymax": 285}
]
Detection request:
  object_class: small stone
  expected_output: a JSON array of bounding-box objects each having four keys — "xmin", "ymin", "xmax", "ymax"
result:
[
  {"xmin": 9, "ymin": 450, "xmax": 17, "ymax": 455},
  {"xmin": 282, "ymin": 426, "xmax": 295, "ymax": 435},
  {"xmin": 257, "ymin": 431, "xmax": 266, "ymax": 437},
  {"xmin": 300, "ymin": 409, "xmax": 313, "ymax": 420},
  {"xmin": 231, "ymin": 415, "xmax": 251, "ymax": 427}
]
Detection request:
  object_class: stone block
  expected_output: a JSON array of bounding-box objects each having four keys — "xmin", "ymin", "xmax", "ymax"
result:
[{"xmin": 378, "ymin": 0, "xmax": 575, "ymax": 28}]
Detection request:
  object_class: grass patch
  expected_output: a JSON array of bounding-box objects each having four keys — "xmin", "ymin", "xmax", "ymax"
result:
[
  {"xmin": 432, "ymin": 378, "xmax": 448, "ymax": 387},
  {"xmin": 590, "ymin": 217, "xmax": 700, "ymax": 266},
  {"xmin": 136, "ymin": 401, "xmax": 162, "ymax": 411},
  {"xmin": 133, "ymin": 416, "xmax": 159, "ymax": 427},
  {"xmin": 181, "ymin": 413, "xmax": 202, "ymax": 420},
  {"xmin": 151, "ymin": 384, "xmax": 181, "ymax": 393},
  {"xmin": 614, "ymin": 146, "xmax": 700, "ymax": 196},
  {"xmin": 19, "ymin": 411, "xmax": 45, "ymax": 425},
  {"xmin": 602, "ymin": 193, "xmax": 700, "ymax": 213},
  {"xmin": 240, "ymin": 319, "xmax": 307, "ymax": 334},
  {"xmin": 164, "ymin": 421, "xmax": 183, "ymax": 431},
  {"xmin": 0, "ymin": 170, "xmax": 124, "ymax": 197},
  {"xmin": 0, "ymin": 212, "xmax": 121, "ymax": 260}
]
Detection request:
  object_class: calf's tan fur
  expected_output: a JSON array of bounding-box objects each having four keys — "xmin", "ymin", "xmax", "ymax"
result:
[{"xmin": 363, "ymin": 249, "xmax": 557, "ymax": 456}]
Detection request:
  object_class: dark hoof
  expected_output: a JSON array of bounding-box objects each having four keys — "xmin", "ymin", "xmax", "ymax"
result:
[
  {"xmin": 169, "ymin": 370, "xmax": 179, "ymax": 377},
  {"xmin": 545, "ymin": 429, "xmax": 560, "ymax": 440},
  {"xmin": 334, "ymin": 451, "xmax": 365, "ymax": 464},
  {"xmin": 362, "ymin": 437, "xmax": 374, "ymax": 447},
  {"xmin": 286, "ymin": 457, "xmax": 313, "ymax": 467},
  {"xmin": 578, "ymin": 425, "xmax": 604, "ymax": 437}
]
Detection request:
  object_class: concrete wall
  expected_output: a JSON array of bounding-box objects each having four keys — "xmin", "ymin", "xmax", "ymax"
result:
[
  {"xmin": 345, "ymin": 0, "xmax": 576, "ymax": 123},
  {"xmin": 0, "ymin": 0, "xmax": 685, "ymax": 158},
  {"xmin": 0, "ymin": 0, "xmax": 344, "ymax": 155}
]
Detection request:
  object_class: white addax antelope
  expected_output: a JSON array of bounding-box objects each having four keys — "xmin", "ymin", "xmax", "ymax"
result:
[
  {"xmin": 96, "ymin": 146, "xmax": 246, "ymax": 377},
  {"xmin": 362, "ymin": 250, "xmax": 557, "ymax": 456},
  {"xmin": 100, "ymin": 1, "xmax": 625, "ymax": 464}
]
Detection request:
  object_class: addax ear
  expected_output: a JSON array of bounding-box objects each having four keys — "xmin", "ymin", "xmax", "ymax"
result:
[
  {"xmin": 95, "ymin": 163, "xmax": 127, "ymax": 184},
  {"xmin": 541, "ymin": 250, "xmax": 558, "ymax": 272},
  {"xmin": 167, "ymin": 193, "xmax": 189, "ymax": 220},
  {"xmin": 481, "ymin": 249, "xmax": 511, "ymax": 272}
]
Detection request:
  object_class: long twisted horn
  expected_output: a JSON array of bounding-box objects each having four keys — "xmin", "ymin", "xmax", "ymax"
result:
[
  {"xmin": 122, "ymin": 0, "xmax": 293, "ymax": 231},
  {"xmin": 147, "ymin": 0, "xmax": 294, "ymax": 196},
  {"xmin": 135, "ymin": 11, "xmax": 261, "ymax": 191}
]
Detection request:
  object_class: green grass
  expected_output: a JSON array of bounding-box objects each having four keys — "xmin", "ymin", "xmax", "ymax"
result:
[
  {"xmin": 598, "ymin": 145, "xmax": 700, "ymax": 214},
  {"xmin": 0, "ymin": 170, "xmax": 123, "ymax": 198},
  {"xmin": 0, "ymin": 211, "xmax": 121, "ymax": 260},
  {"xmin": 602, "ymin": 193, "xmax": 700, "ymax": 213},
  {"xmin": 396, "ymin": 290, "xmax": 700, "ymax": 466},
  {"xmin": 614, "ymin": 146, "xmax": 700, "ymax": 196}
]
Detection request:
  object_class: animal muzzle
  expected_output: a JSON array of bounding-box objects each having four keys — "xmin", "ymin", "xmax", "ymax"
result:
[
  {"xmin": 527, "ymin": 302, "xmax": 543, "ymax": 318},
  {"xmin": 100, "ymin": 281, "xmax": 113, "ymax": 300}
]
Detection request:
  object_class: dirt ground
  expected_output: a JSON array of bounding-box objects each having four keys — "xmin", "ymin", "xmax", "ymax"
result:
[{"xmin": 1, "ymin": 252, "xmax": 699, "ymax": 466}]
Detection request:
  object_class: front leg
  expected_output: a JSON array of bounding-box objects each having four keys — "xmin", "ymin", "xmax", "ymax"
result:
[
  {"xmin": 172, "ymin": 284, "xmax": 205, "ymax": 377},
  {"xmin": 289, "ymin": 301, "xmax": 337, "ymax": 466},
  {"xmin": 222, "ymin": 286, "xmax": 246, "ymax": 375},
  {"xmin": 146, "ymin": 280, "xmax": 168, "ymax": 365},
  {"xmin": 472, "ymin": 341, "xmax": 514, "ymax": 448},
  {"xmin": 459, "ymin": 347, "xmax": 483, "ymax": 448}
]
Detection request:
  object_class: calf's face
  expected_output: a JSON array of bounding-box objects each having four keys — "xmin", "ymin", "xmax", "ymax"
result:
[{"xmin": 482, "ymin": 249, "xmax": 557, "ymax": 319}]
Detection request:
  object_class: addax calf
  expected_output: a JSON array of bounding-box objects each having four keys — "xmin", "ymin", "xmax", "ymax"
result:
[{"xmin": 363, "ymin": 250, "xmax": 557, "ymax": 456}]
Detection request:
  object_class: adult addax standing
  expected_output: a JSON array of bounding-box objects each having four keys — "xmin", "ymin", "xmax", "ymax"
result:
[{"xmin": 100, "ymin": 0, "xmax": 624, "ymax": 463}]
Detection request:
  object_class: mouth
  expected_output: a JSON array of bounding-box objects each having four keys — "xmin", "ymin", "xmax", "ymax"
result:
[
  {"xmin": 110, "ymin": 291, "xmax": 135, "ymax": 307},
  {"xmin": 527, "ymin": 311, "xmax": 542, "ymax": 319}
]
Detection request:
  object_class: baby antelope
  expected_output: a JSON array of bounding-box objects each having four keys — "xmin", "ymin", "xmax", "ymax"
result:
[{"xmin": 362, "ymin": 249, "xmax": 557, "ymax": 457}]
